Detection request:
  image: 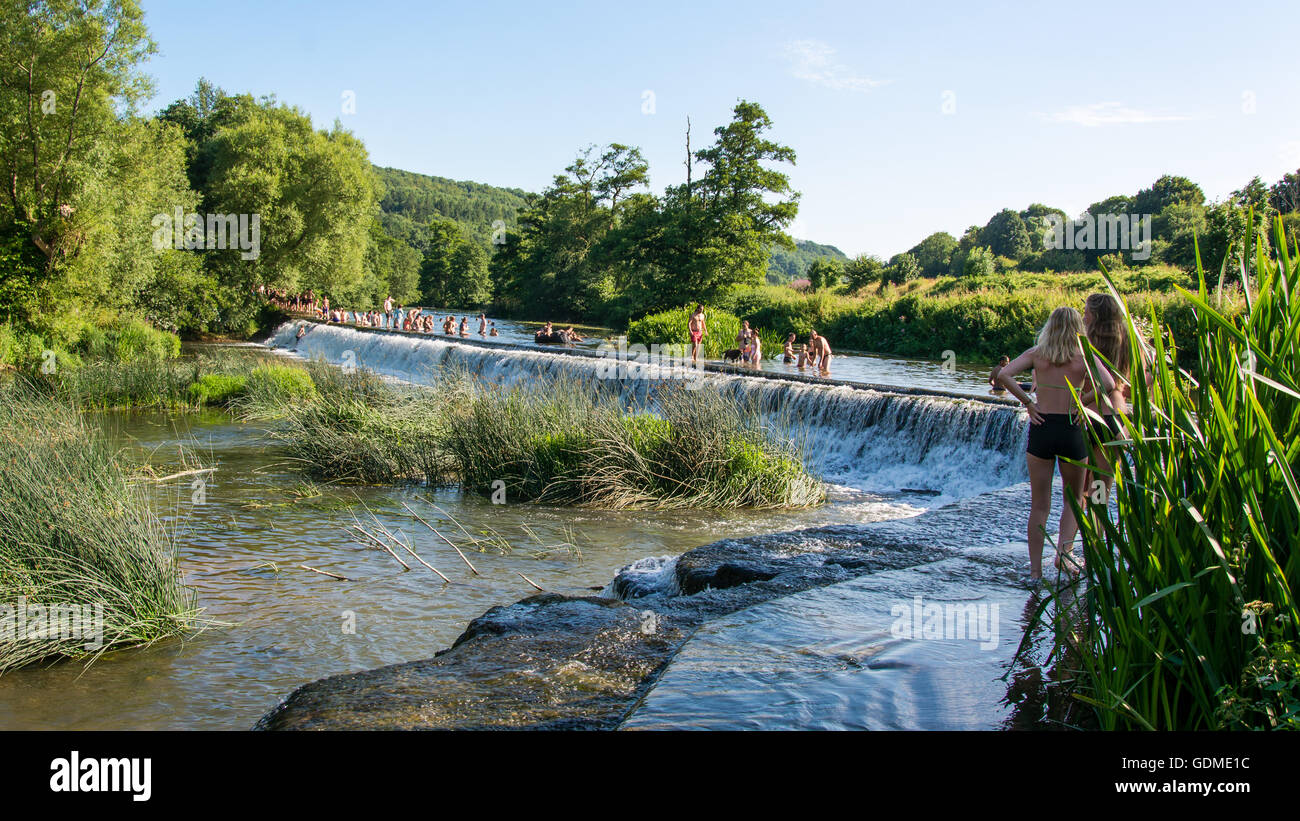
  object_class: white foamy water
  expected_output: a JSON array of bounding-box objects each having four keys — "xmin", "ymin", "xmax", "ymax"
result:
[{"xmin": 268, "ymin": 321, "xmax": 1028, "ymax": 500}]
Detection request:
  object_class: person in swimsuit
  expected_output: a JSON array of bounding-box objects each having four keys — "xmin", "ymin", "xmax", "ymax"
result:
[
  {"xmin": 688, "ymin": 305, "xmax": 707, "ymax": 362},
  {"xmin": 1079, "ymin": 294, "xmax": 1126, "ymax": 507},
  {"xmin": 488, "ymin": 322, "xmax": 498, "ymax": 337},
  {"xmin": 998, "ymin": 306, "xmax": 1115, "ymax": 583},
  {"xmin": 783, "ymin": 333, "xmax": 796, "ymax": 364},
  {"xmin": 478, "ymin": 313, "xmax": 488, "ymax": 335},
  {"xmin": 736, "ymin": 321, "xmax": 753, "ymax": 362},
  {"xmin": 808, "ymin": 330, "xmax": 832, "ymax": 374}
]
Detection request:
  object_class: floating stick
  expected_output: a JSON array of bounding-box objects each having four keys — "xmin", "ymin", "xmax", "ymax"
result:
[
  {"xmin": 517, "ymin": 572, "xmax": 544, "ymax": 591},
  {"xmin": 299, "ymin": 564, "xmax": 349, "ymax": 581},
  {"xmin": 402, "ymin": 501, "xmax": 479, "ymax": 575},
  {"xmin": 349, "ymin": 524, "xmax": 411, "ymax": 571}
]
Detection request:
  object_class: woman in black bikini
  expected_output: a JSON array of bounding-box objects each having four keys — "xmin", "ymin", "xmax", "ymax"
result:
[{"xmin": 998, "ymin": 306, "xmax": 1115, "ymax": 583}]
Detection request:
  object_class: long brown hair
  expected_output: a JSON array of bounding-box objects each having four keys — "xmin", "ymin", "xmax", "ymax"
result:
[{"xmin": 1084, "ymin": 293, "xmax": 1129, "ymax": 379}]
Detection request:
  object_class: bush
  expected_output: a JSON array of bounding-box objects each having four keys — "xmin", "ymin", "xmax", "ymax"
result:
[{"xmin": 185, "ymin": 373, "xmax": 248, "ymax": 406}]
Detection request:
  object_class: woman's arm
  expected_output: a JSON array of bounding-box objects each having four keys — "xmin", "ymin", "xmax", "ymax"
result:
[{"xmin": 997, "ymin": 348, "xmax": 1042, "ymax": 424}]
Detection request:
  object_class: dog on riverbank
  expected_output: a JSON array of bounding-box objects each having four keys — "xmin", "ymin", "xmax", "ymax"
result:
[{"xmin": 722, "ymin": 348, "xmax": 743, "ymax": 363}]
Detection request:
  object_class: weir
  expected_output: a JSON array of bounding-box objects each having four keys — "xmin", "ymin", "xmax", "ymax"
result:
[{"xmin": 267, "ymin": 320, "xmax": 1030, "ymax": 498}]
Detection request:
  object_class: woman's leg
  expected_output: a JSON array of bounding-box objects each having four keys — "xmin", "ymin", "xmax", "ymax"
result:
[
  {"xmin": 1056, "ymin": 459, "xmax": 1088, "ymax": 570},
  {"xmin": 1026, "ymin": 453, "xmax": 1056, "ymax": 578}
]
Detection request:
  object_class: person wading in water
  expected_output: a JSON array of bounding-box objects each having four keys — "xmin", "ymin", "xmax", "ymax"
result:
[{"xmin": 998, "ymin": 306, "xmax": 1115, "ymax": 584}]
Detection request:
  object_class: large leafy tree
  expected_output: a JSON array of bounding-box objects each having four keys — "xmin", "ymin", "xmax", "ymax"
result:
[
  {"xmin": 619, "ymin": 100, "xmax": 799, "ymax": 313},
  {"xmin": 418, "ymin": 217, "xmax": 490, "ymax": 308},
  {"xmin": 492, "ymin": 143, "xmax": 648, "ymax": 319},
  {"xmin": 907, "ymin": 231, "xmax": 957, "ymax": 277},
  {"xmin": 202, "ymin": 107, "xmax": 378, "ymax": 301},
  {"xmin": 982, "ymin": 209, "xmax": 1032, "ymax": 261},
  {"xmin": 0, "ymin": 0, "xmax": 154, "ymax": 269},
  {"xmin": 1131, "ymin": 175, "xmax": 1204, "ymax": 215}
]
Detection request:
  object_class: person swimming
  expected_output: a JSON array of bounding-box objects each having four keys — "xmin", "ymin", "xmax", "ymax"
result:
[
  {"xmin": 488, "ymin": 322, "xmax": 498, "ymax": 337},
  {"xmin": 783, "ymin": 333, "xmax": 796, "ymax": 364},
  {"xmin": 997, "ymin": 306, "xmax": 1115, "ymax": 584}
]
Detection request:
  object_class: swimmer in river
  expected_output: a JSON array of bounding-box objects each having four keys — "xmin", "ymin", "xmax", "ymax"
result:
[
  {"xmin": 989, "ymin": 356, "xmax": 1013, "ymax": 392},
  {"xmin": 459, "ymin": 317, "xmax": 469, "ymax": 335},
  {"xmin": 783, "ymin": 333, "xmax": 796, "ymax": 364},
  {"xmin": 478, "ymin": 313, "xmax": 487, "ymax": 335},
  {"xmin": 488, "ymin": 322, "xmax": 498, "ymax": 336},
  {"xmin": 808, "ymin": 330, "xmax": 832, "ymax": 374}
]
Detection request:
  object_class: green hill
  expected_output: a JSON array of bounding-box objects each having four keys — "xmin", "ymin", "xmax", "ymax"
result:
[
  {"xmin": 766, "ymin": 239, "xmax": 850, "ymax": 284},
  {"xmin": 374, "ymin": 166, "xmax": 533, "ymax": 247}
]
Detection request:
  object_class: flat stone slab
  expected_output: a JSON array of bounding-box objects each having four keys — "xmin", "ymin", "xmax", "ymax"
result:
[{"xmin": 621, "ymin": 542, "xmax": 1056, "ymax": 730}]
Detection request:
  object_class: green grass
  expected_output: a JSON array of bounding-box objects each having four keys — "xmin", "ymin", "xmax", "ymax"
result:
[
  {"xmin": 1041, "ymin": 216, "xmax": 1298, "ymax": 730},
  {"xmin": 0, "ymin": 382, "xmax": 200, "ymax": 672}
]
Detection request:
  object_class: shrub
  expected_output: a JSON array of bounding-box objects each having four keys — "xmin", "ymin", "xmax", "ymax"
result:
[{"xmin": 185, "ymin": 373, "xmax": 248, "ymax": 406}]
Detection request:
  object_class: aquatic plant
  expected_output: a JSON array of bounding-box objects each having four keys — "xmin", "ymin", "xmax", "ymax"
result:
[
  {"xmin": 1049, "ymin": 216, "xmax": 1298, "ymax": 729},
  {"xmin": 439, "ymin": 375, "xmax": 824, "ymax": 509},
  {"xmin": 0, "ymin": 383, "xmax": 200, "ymax": 672}
]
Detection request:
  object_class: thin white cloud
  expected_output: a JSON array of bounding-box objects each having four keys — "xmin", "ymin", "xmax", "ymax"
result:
[
  {"xmin": 784, "ymin": 39, "xmax": 888, "ymax": 92},
  {"xmin": 1044, "ymin": 102, "xmax": 1194, "ymax": 127}
]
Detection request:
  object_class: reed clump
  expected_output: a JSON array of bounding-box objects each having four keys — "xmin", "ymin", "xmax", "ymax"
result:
[
  {"xmin": 1056, "ymin": 217, "xmax": 1298, "ymax": 730},
  {"xmin": 0, "ymin": 382, "xmax": 200, "ymax": 672},
  {"xmin": 253, "ymin": 366, "xmax": 824, "ymax": 510}
]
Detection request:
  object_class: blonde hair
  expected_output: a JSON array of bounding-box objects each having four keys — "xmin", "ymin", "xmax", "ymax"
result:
[{"xmin": 1036, "ymin": 306, "xmax": 1085, "ymax": 366}]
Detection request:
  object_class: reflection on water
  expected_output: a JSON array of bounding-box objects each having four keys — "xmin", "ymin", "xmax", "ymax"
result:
[{"xmin": 0, "ymin": 410, "xmax": 927, "ymax": 730}]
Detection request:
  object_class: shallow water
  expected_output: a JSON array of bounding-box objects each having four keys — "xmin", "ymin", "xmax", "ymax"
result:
[
  {"xmin": 0, "ymin": 327, "xmax": 1037, "ymax": 730},
  {"xmin": 0, "ymin": 409, "xmax": 931, "ymax": 730}
]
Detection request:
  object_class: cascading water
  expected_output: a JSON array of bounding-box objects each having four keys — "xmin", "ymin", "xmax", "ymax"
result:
[{"xmin": 268, "ymin": 321, "xmax": 1028, "ymax": 499}]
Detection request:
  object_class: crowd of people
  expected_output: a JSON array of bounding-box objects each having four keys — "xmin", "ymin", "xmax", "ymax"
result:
[
  {"xmin": 990, "ymin": 292, "xmax": 1154, "ymax": 585},
  {"xmin": 268, "ymin": 288, "xmax": 500, "ymax": 338},
  {"xmin": 688, "ymin": 305, "xmax": 833, "ymax": 374}
]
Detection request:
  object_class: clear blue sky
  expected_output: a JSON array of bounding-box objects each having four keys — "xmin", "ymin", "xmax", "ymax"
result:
[{"xmin": 138, "ymin": 0, "xmax": 1300, "ymax": 259}]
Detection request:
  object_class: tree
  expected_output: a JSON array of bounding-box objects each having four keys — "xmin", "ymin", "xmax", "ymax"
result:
[
  {"xmin": 627, "ymin": 100, "xmax": 799, "ymax": 312},
  {"xmin": 0, "ymin": 0, "xmax": 155, "ymax": 270},
  {"xmin": 202, "ymin": 107, "xmax": 378, "ymax": 305},
  {"xmin": 888, "ymin": 252, "xmax": 921, "ymax": 284},
  {"xmin": 806, "ymin": 257, "xmax": 840, "ymax": 291},
  {"xmin": 1269, "ymin": 170, "xmax": 1300, "ymax": 215},
  {"xmin": 907, "ymin": 231, "xmax": 957, "ymax": 277},
  {"xmin": 948, "ymin": 225, "xmax": 981, "ymax": 275},
  {"xmin": 1132, "ymin": 175, "xmax": 1204, "ymax": 215},
  {"xmin": 982, "ymin": 209, "xmax": 1032, "ymax": 260},
  {"xmin": 963, "ymin": 246, "xmax": 995, "ymax": 277},
  {"xmin": 841, "ymin": 253, "xmax": 884, "ymax": 292}
]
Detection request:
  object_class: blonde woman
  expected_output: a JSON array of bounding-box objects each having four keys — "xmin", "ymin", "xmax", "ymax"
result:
[{"xmin": 998, "ymin": 306, "xmax": 1115, "ymax": 583}]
